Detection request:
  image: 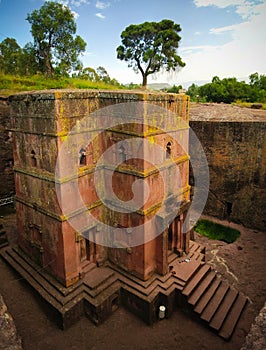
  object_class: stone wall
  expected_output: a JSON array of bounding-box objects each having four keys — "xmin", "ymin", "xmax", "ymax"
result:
[
  {"xmin": 0, "ymin": 294, "xmax": 22, "ymax": 350},
  {"xmin": 0, "ymin": 97, "xmax": 14, "ymax": 198},
  {"xmin": 190, "ymin": 103, "xmax": 266, "ymax": 231}
]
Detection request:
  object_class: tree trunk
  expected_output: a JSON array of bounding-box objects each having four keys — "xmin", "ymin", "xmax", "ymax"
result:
[
  {"xmin": 142, "ymin": 74, "xmax": 148, "ymax": 89},
  {"xmin": 45, "ymin": 49, "xmax": 54, "ymax": 76}
]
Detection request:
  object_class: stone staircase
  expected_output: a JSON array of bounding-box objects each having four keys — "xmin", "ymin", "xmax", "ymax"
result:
[
  {"xmin": 179, "ymin": 256, "xmax": 248, "ymax": 340},
  {"xmin": 0, "ymin": 242, "xmax": 248, "ymax": 339}
]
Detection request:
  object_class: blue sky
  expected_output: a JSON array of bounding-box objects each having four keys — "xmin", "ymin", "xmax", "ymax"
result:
[{"xmin": 0, "ymin": 0, "xmax": 265, "ymax": 86}]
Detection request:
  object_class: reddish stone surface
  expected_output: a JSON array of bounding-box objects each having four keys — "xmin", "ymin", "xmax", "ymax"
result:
[{"xmin": 9, "ymin": 90, "xmax": 191, "ymax": 286}]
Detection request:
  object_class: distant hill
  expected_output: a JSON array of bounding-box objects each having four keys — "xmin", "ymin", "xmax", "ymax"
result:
[
  {"xmin": 147, "ymin": 81, "xmax": 209, "ymax": 90},
  {"xmin": 147, "ymin": 83, "xmax": 172, "ymax": 91}
]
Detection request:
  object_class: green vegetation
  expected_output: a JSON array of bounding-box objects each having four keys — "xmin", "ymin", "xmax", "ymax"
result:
[
  {"xmin": 167, "ymin": 84, "xmax": 183, "ymax": 93},
  {"xmin": 117, "ymin": 19, "xmax": 185, "ymax": 88},
  {"xmin": 232, "ymin": 100, "xmax": 266, "ymax": 110},
  {"xmin": 0, "ymin": 74, "xmax": 125, "ymax": 96},
  {"xmin": 1, "ymin": 0, "xmax": 265, "ymax": 101},
  {"xmin": 26, "ymin": 1, "xmax": 86, "ymax": 76},
  {"xmin": 187, "ymin": 73, "xmax": 266, "ymax": 105},
  {"xmin": 0, "ymin": 1, "xmax": 122, "ymax": 91},
  {"xmin": 195, "ymin": 219, "xmax": 240, "ymax": 243}
]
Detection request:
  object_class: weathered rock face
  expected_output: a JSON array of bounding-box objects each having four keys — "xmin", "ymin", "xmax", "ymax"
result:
[
  {"xmin": 0, "ymin": 294, "xmax": 22, "ymax": 350},
  {"xmin": 241, "ymin": 302, "xmax": 266, "ymax": 350},
  {"xmin": 190, "ymin": 103, "xmax": 266, "ymax": 231},
  {"xmin": 0, "ymin": 97, "xmax": 14, "ymax": 198}
]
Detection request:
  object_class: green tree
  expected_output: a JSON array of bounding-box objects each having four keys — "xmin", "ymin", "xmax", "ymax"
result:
[
  {"xmin": 116, "ymin": 19, "xmax": 185, "ymax": 88},
  {"xmin": 198, "ymin": 75, "xmax": 266, "ymax": 104},
  {"xmin": 26, "ymin": 1, "xmax": 86, "ymax": 76},
  {"xmin": 19, "ymin": 42, "xmax": 40, "ymax": 75},
  {"xmin": 96, "ymin": 66, "xmax": 111, "ymax": 83},
  {"xmin": 77, "ymin": 67, "xmax": 99, "ymax": 81},
  {"xmin": 0, "ymin": 38, "xmax": 22, "ymax": 74},
  {"xmin": 167, "ymin": 84, "xmax": 182, "ymax": 93},
  {"xmin": 187, "ymin": 83, "xmax": 200, "ymax": 101},
  {"xmin": 249, "ymin": 72, "xmax": 266, "ymax": 91}
]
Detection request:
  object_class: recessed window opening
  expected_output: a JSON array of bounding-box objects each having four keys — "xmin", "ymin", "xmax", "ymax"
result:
[
  {"xmin": 226, "ymin": 201, "xmax": 233, "ymax": 219},
  {"xmin": 31, "ymin": 150, "xmax": 37, "ymax": 167},
  {"xmin": 119, "ymin": 145, "xmax": 126, "ymax": 162},
  {"xmin": 79, "ymin": 148, "xmax": 86, "ymax": 166},
  {"xmin": 166, "ymin": 142, "xmax": 172, "ymax": 159}
]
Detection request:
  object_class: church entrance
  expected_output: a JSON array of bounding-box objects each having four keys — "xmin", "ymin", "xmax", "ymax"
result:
[
  {"xmin": 167, "ymin": 215, "xmax": 184, "ymax": 256},
  {"xmin": 79, "ymin": 228, "xmax": 97, "ymax": 266}
]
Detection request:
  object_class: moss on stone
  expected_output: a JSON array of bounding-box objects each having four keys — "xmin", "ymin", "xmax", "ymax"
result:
[{"xmin": 195, "ymin": 219, "xmax": 240, "ymax": 243}]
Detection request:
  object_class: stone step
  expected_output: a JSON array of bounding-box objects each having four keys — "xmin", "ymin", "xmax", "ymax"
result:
[
  {"xmin": 174, "ymin": 258, "xmax": 202, "ymax": 283},
  {"xmin": 219, "ymin": 293, "xmax": 248, "ymax": 340},
  {"xmin": 194, "ymin": 277, "xmax": 221, "ymax": 314},
  {"xmin": 83, "ymin": 267, "xmax": 115, "ymax": 290},
  {"xmin": 82, "ymin": 262, "xmax": 97, "ymax": 275},
  {"xmin": 182, "ymin": 264, "xmax": 211, "ymax": 297},
  {"xmin": 209, "ymin": 288, "xmax": 238, "ymax": 331},
  {"xmin": 189, "ymin": 241, "xmax": 205, "ymax": 254},
  {"xmin": 200, "ymin": 282, "xmax": 229, "ymax": 322},
  {"xmin": 168, "ymin": 252, "xmax": 177, "ymax": 264},
  {"xmin": 192, "ymin": 251, "xmax": 205, "ymax": 263},
  {"xmin": 188, "ymin": 271, "xmax": 216, "ymax": 306},
  {"xmin": 189, "ymin": 240, "xmax": 198, "ymax": 251},
  {"xmin": 10, "ymin": 246, "xmax": 80, "ymax": 296},
  {"xmin": 1, "ymin": 248, "xmax": 64, "ymax": 311},
  {"xmin": 84, "ymin": 277, "xmax": 120, "ymax": 300},
  {"xmin": 1, "ymin": 247, "xmax": 84, "ymax": 307}
]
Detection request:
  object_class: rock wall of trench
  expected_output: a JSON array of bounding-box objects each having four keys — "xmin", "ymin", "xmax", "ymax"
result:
[
  {"xmin": 190, "ymin": 119, "xmax": 266, "ymax": 231},
  {"xmin": 0, "ymin": 97, "xmax": 14, "ymax": 198}
]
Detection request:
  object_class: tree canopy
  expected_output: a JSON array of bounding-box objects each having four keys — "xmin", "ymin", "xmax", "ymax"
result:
[
  {"xmin": 26, "ymin": 1, "xmax": 86, "ymax": 76},
  {"xmin": 187, "ymin": 73, "xmax": 266, "ymax": 103},
  {"xmin": 0, "ymin": 38, "xmax": 21, "ymax": 74},
  {"xmin": 116, "ymin": 19, "xmax": 185, "ymax": 88}
]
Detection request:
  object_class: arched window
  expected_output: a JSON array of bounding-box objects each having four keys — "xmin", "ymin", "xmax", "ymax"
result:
[
  {"xmin": 119, "ymin": 145, "xmax": 126, "ymax": 163},
  {"xmin": 31, "ymin": 150, "xmax": 37, "ymax": 167},
  {"xmin": 79, "ymin": 148, "xmax": 86, "ymax": 166},
  {"xmin": 166, "ymin": 142, "xmax": 172, "ymax": 159}
]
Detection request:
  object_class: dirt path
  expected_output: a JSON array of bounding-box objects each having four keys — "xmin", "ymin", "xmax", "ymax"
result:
[{"xmin": 0, "ymin": 213, "xmax": 265, "ymax": 350}]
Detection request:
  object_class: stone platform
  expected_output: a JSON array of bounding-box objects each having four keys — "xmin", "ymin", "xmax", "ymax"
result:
[{"xmin": 0, "ymin": 240, "xmax": 248, "ymax": 340}]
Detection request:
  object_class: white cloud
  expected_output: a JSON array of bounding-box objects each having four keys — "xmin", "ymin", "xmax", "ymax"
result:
[
  {"xmin": 71, "ymin": 10, "xmax": 79, "ymax": 19},
  {"xmin": 194, "ymin": 0, "xmax": 247, "ymax": 8},
  {"xmin": 56, "ymin": 0, "xmax": 90, "ymax": 8},
  {"xmin": 194, "ymin": 31, "xmax": 202, "ymax": 35},
  {"xmin": 236, "ymin": 1, "xmax": 265, "ymax": 19},
  {"xmin": 180, "ymin": 45, "xmax": 220, "ymax": 52},
  {"xmin": 95, "ymin": 12, "xmax": 106, "ymax": 19},
  {"xmin": 95, "ymin": 0, "xmax": 110, "ymax": 9},
  {"xmin": 193, "ymin": 0, "xmax": 264, "ymax": 19},
  {"xmin": 174, "ymin": 3, "xmax": 266, "ymax": 83},
  {"xmin": 70, "ymin": 0, "xmax": 90, "ymax": 6},
  {"xmin": 210, "ymin": 22, "xmax": 239, "ymax": 34}
]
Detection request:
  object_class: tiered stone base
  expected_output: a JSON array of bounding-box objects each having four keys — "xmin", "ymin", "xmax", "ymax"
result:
[{"xmin": 0, "ymin": 241, "xmax": 248, "ymax": 340}]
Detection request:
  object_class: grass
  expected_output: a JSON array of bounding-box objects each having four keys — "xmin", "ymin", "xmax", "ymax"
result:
[
  {"xmin": 194, "ymin": 219, "xmax": 240, "ymax": 243},
  {"xmin": 232, "ymin": 100, "xmax": 266, "ymax": 110},
  {"xmin": 0, "ymin": 73, "xmax": 126, "ymax": 96}
]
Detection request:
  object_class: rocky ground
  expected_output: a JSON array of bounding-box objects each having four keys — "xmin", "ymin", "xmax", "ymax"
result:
[
  {"xmin": 189, "ymin": 102, "xmax": 266, "ymax": 122},
  {"xmin": 241, "ymin": 302, "xmax": 266, "ymax": 350},
  {"xmin": 0, "ymin": 294, "xmax": 22, "ymax": 350},
  {"xmin": 0, "ymin": 211, "xmax": 265, "ymax": 350}
]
